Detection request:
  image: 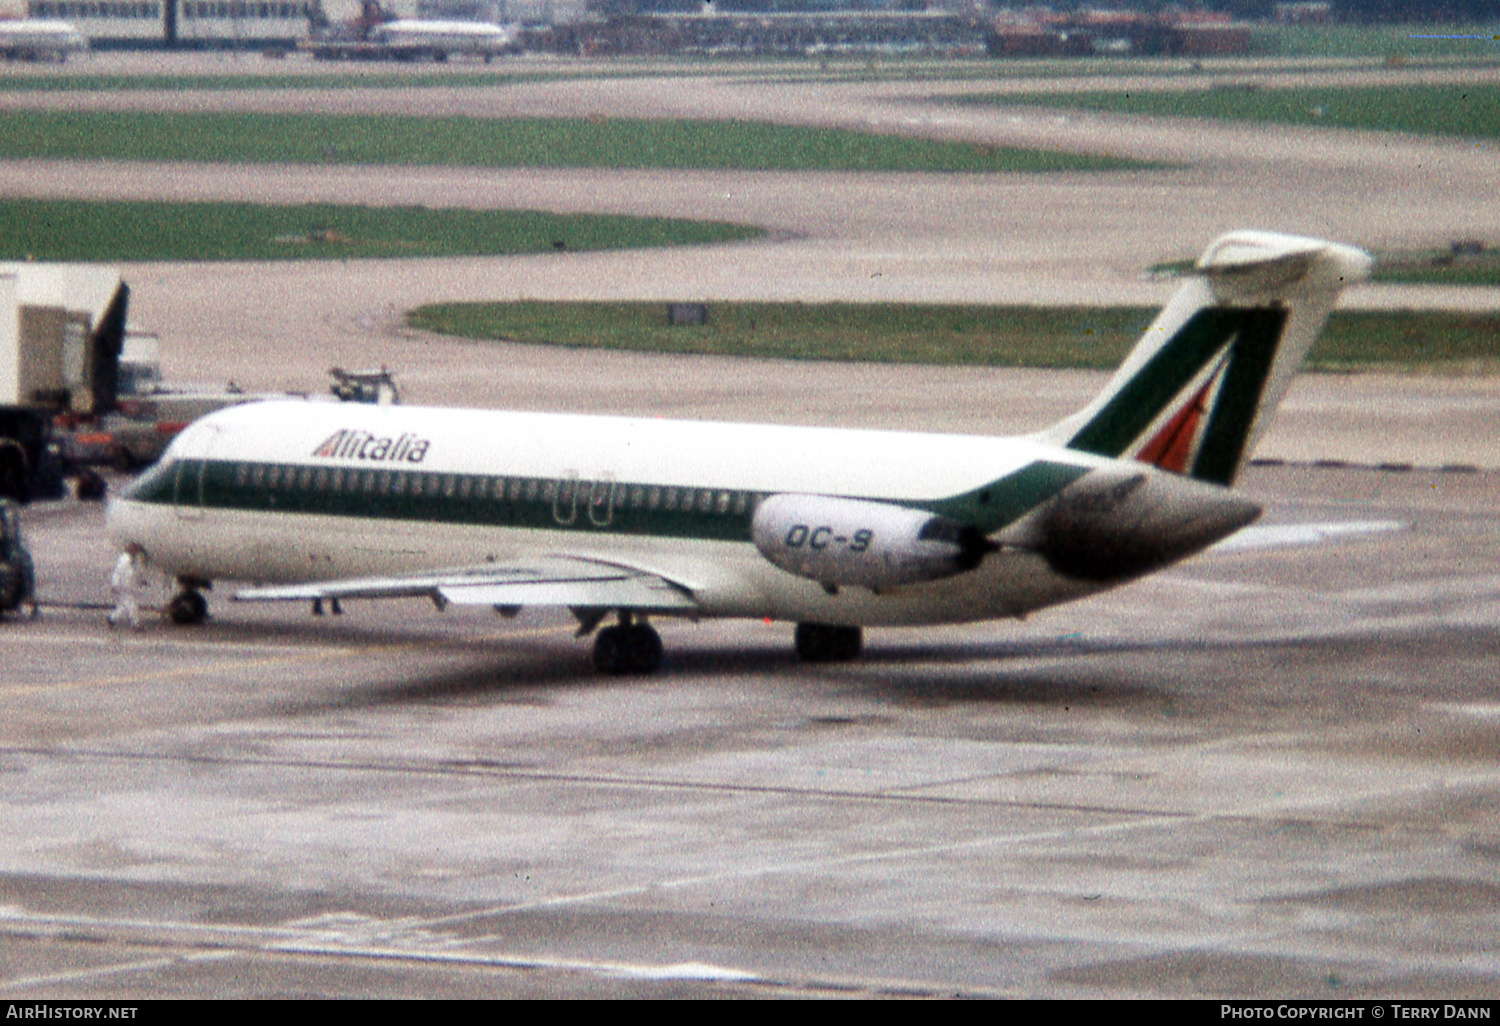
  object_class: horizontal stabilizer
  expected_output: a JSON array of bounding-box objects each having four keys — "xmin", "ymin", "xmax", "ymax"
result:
[{"xmin": 1207, "ymin": 519, "xmax": 1403, "ymax": 555}]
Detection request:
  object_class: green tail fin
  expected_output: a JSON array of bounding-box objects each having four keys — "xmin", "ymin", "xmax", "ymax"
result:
[{"xmin": 1041, "ymin": 231, "xmax": 1371, "ymax": 486}]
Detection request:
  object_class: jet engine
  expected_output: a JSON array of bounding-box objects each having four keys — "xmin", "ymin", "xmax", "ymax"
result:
[
  {"xmin": 1028, "ymin": 466, "xmax": 1261, "ymax": 582},
  {"xmin": 751, "ymin": 494, "xmax": 995, "ymax": 590}
]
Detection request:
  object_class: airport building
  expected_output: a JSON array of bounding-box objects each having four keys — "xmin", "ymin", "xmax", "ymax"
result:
[
  {"xmin": 552, "ymin": 8, "xmax": 987, "ymax": 58},
  {"xmin": 0, "ymin": 0, "xmax": 1396, "ymax": 58},
  {"xmin": 14, "ymin": 0, "xmax": 312, "ymax": 48},
  {"xmin": 5, "ymin": 0, "xmax": 597, "ymax": 49}
]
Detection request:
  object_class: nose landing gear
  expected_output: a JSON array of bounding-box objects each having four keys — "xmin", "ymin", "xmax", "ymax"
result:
[{"xmin": 167, "ymin": 582, "xmax": 209, "ymax": 625}]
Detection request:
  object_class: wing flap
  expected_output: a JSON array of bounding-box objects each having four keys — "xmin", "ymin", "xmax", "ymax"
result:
[
  {"xmin": 439, "ymin": 578, "xmax": 696, "ymax": 610},
  {"xmin": 234, "ymin": 555, "xmax": 700, "ymax": 612}
]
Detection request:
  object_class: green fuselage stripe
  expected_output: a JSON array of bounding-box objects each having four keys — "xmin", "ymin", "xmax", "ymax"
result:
[{"xmin": 120, "ymin": 456, "xmax": 1087, "ymax": 541}]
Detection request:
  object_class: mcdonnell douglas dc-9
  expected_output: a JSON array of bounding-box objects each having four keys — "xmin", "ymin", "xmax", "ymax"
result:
[{"xmin": 106, "ymin": 231, "xmax": 1371, "ymax": 674}]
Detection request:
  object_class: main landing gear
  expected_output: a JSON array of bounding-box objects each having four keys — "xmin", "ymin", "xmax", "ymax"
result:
[
  {"xmin": 794, "ymin": 622, "xmax": 862, "ymax": 663},
  {"xmin": 592, "ymin": 612, "xmax": 663, "ymax": 676},
  {"xmin": 167, "ymin": 581, "xmax": 209, "ymax": 625},
  {"xmin": 589, "ymin": 617, "xmax": 862, "ymax": 673}
]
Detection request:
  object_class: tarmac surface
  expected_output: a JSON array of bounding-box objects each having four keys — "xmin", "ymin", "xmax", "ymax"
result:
[
  {"xmin": 1, "ymin": 54, "xmax": 1499, "ymax": 999},
  {"xmin": 5, "ymin": 461, "xmax": 1500, "ymax": 998}
]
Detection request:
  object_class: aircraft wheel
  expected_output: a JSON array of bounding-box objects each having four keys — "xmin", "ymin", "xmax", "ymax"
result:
[
  {"xmin": 592, "ymin": 626, "xmax": 622, "ymax": 673},
  {"xmin": 167, "ymin": 590, "xmax": 208, "ymax": 626},
  {"xmin": 622, "ymin": 623, "xmax": 663, "ymax": 675},
  {"xmin": 593, "ymin": 623, "xmax": 663, "ymax": 675},
  {"xmin": 0, "ymin": 559, "xmax": 21, "ymax": 615},
  {"xmin": 0, "ymin": 446, "xmax": 27, "ymax": 504},
  {"xmin": 75, "ymin": 470, "xmax": 106, "ymax": 502},
  {"xmin": 794, "ymin": 622, "xmax": 862, "ymax": 663}
]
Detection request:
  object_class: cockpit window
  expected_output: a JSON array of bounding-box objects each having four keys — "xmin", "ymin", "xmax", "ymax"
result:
[{"xmin": 117, "ymin": 458, "xmax": 175, "ymax": 502}]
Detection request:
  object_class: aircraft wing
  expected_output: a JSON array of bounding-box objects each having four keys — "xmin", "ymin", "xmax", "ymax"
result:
[{"xmin": 232, "ymin": 554, "xmax": 700, "ymax": 613}]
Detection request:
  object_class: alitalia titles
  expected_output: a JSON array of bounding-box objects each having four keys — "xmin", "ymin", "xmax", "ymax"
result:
[{"xmin": 313, "ymin": 429, "xmax": 430, "ymax": 464}]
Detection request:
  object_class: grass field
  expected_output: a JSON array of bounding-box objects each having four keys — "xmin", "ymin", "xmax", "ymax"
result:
[
  {"xmin": 1368, "ymin": 246, "xmax": 1500, "ymax": 285},
  {"xmin": 408, "ymin": 300, "xmax": 1500, "ymax": 374},
  {"xmin": 1271, "ymin": 23, "xmax": 1500, "ymax": 59},
  {"xmin": 0, "ymin": 199, "xmax": 761, "ymax": 262},
  {"xmin": 959, "ymin": 82, "xmax": 1500, "ymax": 141},
  {"xmin": 0, "ymin": 110, "xmax": 1148, "ymax": 172}
]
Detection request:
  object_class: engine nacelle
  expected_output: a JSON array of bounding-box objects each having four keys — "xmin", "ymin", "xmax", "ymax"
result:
[{"xmin": 751, "ymin": 494, "xmax": 995, "ymax": 590}]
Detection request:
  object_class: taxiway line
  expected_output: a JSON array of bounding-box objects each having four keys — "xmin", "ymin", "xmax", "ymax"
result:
[
  {"xmin": 0, "ymin": 909, "xmax": 998, "ymax": 999},
  {"xmin": 0, "ymin": 742, "xmax": 1201, "ymax": 818}
]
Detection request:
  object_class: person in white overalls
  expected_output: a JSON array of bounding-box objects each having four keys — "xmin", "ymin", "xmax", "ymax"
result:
[{"xmin": 108, "ymin": 543, "xmax": 147, "ymax": 630}]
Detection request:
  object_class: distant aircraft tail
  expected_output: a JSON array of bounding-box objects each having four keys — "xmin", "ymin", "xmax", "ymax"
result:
[{"xmin": 1040, "ymin": 231, "xmax": 1372, "ymax": 486}]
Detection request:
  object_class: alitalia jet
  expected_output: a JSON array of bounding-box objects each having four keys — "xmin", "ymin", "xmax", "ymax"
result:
[{"xmin": 105, "ymin": 230, "xmax": 1372, "ymax": 674}]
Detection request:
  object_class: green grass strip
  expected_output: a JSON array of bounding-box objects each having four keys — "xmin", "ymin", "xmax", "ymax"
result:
[
  {"xmin": 1272, "ymin": 23, "xmax": 1500, "ymax": 59},
  {"xmin": 408, "ymin": 302, "xmax": 1156, "ymax": 368},
  {"xmin": 957, "ymin": 82, "xmax": 1500, "ymax": 141},
  {"xmin": 0, "ymin": 199, "xmax": 760, "ymax": 262},
  {"xmin": 408, "ymin": 300, "xmax": 1500, "ymax": 373},
  {"xmin": 0, "ymin": 110, "xmax": 1147, "ymax": 171},
  {"xmin": 1315, "ymin": 310, "xmax": 1500, "ymax": 371}
]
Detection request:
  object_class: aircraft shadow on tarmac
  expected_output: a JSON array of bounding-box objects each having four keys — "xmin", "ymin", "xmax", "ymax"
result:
[
  {"xmin": 140, "ymin": 605, "xmax": 1487, "ymax": 719},
  {"xmin": 268, "ymin": 624, "xmax": 1200, "ymax": 715}
]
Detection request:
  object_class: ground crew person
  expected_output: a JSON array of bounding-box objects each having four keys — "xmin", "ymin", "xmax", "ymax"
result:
[
  {"xmin": 0, "ymin": 498, "xmax": 36, "ymax": 619},
  {"xmin": 108, "ymin": 543, "xmax": 147, "ymax": 630}
]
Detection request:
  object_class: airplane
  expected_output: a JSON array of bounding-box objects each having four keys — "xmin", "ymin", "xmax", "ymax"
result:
[
  {"xmin": 369, "ymin": 19, "xmax": 518, "ymax": 62},
  {"xmin": 105, "ymin": 229, "xmax": 1372, "ymax": 675},
  {"xmin": 0, "ymin": 19, "xmax": 87, "ymax": 62}
]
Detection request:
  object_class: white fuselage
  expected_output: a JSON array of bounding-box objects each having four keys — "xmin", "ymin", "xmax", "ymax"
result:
[
  {"xmin": 0, "ymin": 21, "xmax": 87, "ymax": 60},
  {"xmin": 371, "ymin": 20, "xmax": 515, "ymax": 57},
  {"xmin": 105, "ymin": 399, "xmax": 1125, "ymax": 627}
]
